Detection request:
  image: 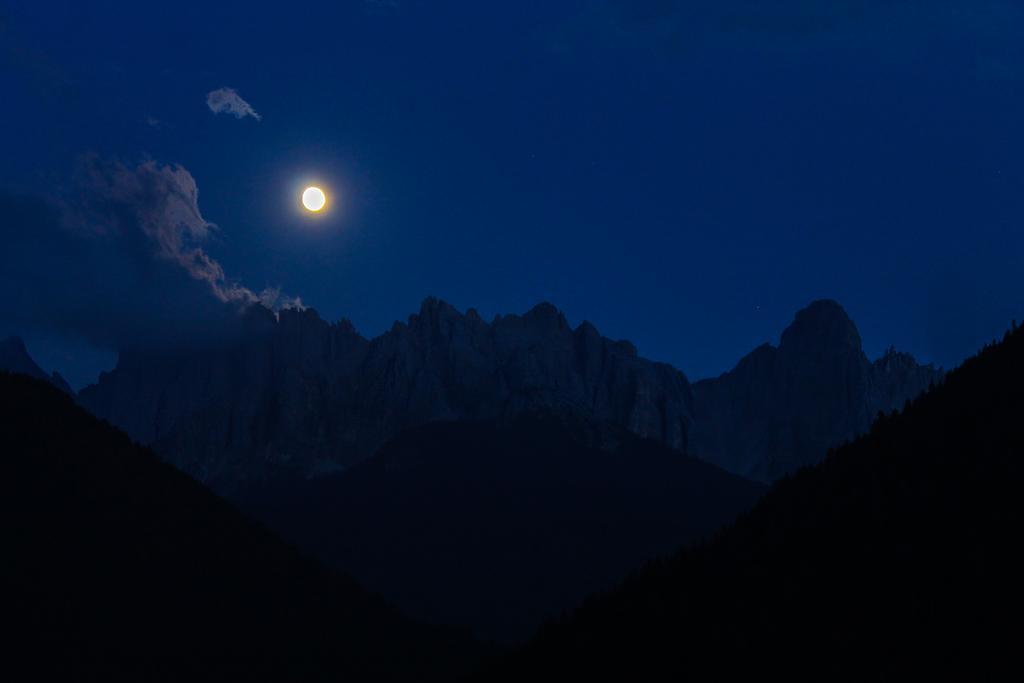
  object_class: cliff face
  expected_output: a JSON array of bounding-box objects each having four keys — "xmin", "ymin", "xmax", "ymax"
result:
[
  {"xmin": 689, "ymin": 301, "xmax": 942, "ymax": 481},
  {"xmin": 79, "ymin": 298, "xmax": 693, "ymax": 489}
]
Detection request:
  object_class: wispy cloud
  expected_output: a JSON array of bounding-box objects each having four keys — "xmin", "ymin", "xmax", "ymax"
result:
[{"xmin": 206, "ymin": 87, "xmax": 261, "ymax": 121}]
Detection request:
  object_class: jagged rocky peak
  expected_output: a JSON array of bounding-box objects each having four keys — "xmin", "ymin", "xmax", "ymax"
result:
[
  {"xmin": 488, "ymin": 302, "xmax": 573, "ymax": 347},
  {"xmin": 405, "ymin": 297, "xmax": 614, "ymax": 345},
  {"xmin": 779, "ymin": 299, "xmax": 863, "ymax": 356},
  {"xmin": 403, "ymin": 297, "xmax": 589, "ymax": 348},
  {"xmin": 575, "ymin": 319, "xmax": 600, "ymax": 338},
  {"xmin": 413, "ymin": 296, "xmax": 461, "ymax": 321},
  {"xmin": 335, "ymin": 317, "xmax": 360, "ymax": 336},
  {"xmin": 406, "ymin": 296, "xmax": 480, "ymax": 337},
  {"xmin": 873, "ymin": 345, "xmax": 924, "ymax": 373},
  {"xmin": 868, "ymin": 346, "xmax": 943, "ymax": 415},
  {"xmin": 520, "ymin": 302, "xmax": 571, "ymax": 332}
]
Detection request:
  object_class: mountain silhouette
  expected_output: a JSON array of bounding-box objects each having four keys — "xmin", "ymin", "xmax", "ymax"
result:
[
  {"xmin": 473, "ymin": 323, "xmax": 1024, "ymax": 680},
  {"xmin": 239, "ymin": 416, "xmax": 765, "ymax": 642},
  {"xmin": 0, "ymin": 371, "xmax": 482, "ymax": 682}
]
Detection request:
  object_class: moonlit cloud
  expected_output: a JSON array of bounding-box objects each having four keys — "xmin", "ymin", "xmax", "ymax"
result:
[
  {"xmin": 205, "ymin": 87, "xmax": 261, "ymax": 121},
  {"xmin": 76, "ymin": 159, "xmax": 300, "ymax": 308},
  {"xmin": 0, "ymin": 158, "xmax": 300, "ymax": 352}
]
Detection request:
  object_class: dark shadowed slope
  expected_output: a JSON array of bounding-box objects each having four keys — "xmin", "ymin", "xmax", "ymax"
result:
[
  {"xmin": 476, "ymin": 325, "xmax": 1024, "ymax": 681},
  {"xmin": 0, "ymin": 372, "xmax": 482, "ymax": 682},
  {"xmin": 238, "ymin": 417, "xmax": 765, "ymax": 643}
]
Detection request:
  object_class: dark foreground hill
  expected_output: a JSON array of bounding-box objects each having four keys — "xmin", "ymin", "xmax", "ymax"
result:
[
  {"xmin": 239, "ymin": 418, "xmax": 765, "ymax": 643},
  {"xmin": 0, "ymin": 372, "xmax": 482, "ymax": 682},
  {"xmin": 474, "ymin": 325, "xmax": 1024, "ymax": 680}
]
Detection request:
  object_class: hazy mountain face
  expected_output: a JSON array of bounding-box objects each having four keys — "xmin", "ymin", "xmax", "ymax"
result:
[
  {"xmin": 78, "ymin": 298, "xmax": 693, "ymax": 491},
  {"xmin": 76, "ymin": 298, "xmax": 939, "ymax": 488}
]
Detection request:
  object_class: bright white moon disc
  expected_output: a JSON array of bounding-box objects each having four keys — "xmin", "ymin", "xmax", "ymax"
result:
[{"xmin": 302, "ymin": 186, "xmax": 326, "ymax": 212}]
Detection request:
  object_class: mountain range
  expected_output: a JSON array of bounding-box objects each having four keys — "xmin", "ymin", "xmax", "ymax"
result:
[
  {"xmin": 1, "ymin": 298, "xmax": 942, "ymax": 641},
  {"xmin": 70, "ymin": 297, "xmax": 940, "ymax": 487},
  {"xmin": 3, "ymin": 300, "xmax": 1013, "ymax": 678}
]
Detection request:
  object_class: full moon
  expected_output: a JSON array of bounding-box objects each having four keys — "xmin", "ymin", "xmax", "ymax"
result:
[{"xmin": 302, "ymin": 186, "xmax": 327, "ymax": 212}]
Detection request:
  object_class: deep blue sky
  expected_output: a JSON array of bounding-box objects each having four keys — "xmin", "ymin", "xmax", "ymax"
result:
[{"xmin": 3, "ymin": 0, "xmax": 1024, "ymax": 389}]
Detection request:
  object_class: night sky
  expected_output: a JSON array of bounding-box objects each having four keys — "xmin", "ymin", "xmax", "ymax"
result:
[{"xmin": 3, "ymin": 0, "xmax": 1024, "ymax": 390}]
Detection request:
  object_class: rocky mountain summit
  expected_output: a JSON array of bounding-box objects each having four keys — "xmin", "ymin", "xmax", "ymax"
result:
[
  {"xmin": 691, "ymin": 300, "xmax": 942, "ymax": 480},
  {"xmin": 75, "ymin": 298, "xmax": 941, "ymax": 488}
]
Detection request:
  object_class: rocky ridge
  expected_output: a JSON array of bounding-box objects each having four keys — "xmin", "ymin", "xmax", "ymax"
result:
[
  {"xmin": 74, "ymin": 298, "xmax": 942, "ymax": 487},
  {"xmin": 79, "ymin": 298, "xmax": 691, "ymax": 489}
]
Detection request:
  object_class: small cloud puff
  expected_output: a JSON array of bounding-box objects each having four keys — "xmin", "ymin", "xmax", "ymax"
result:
[{"xmin": 206, "ymin": 87, "xmax": 261, "ymax": 121}]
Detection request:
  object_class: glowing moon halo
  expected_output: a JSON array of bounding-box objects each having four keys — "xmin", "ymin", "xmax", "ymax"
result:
[{"xmin": 302, "ymin": 186, "xmax": 327, "ymax": 212}]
